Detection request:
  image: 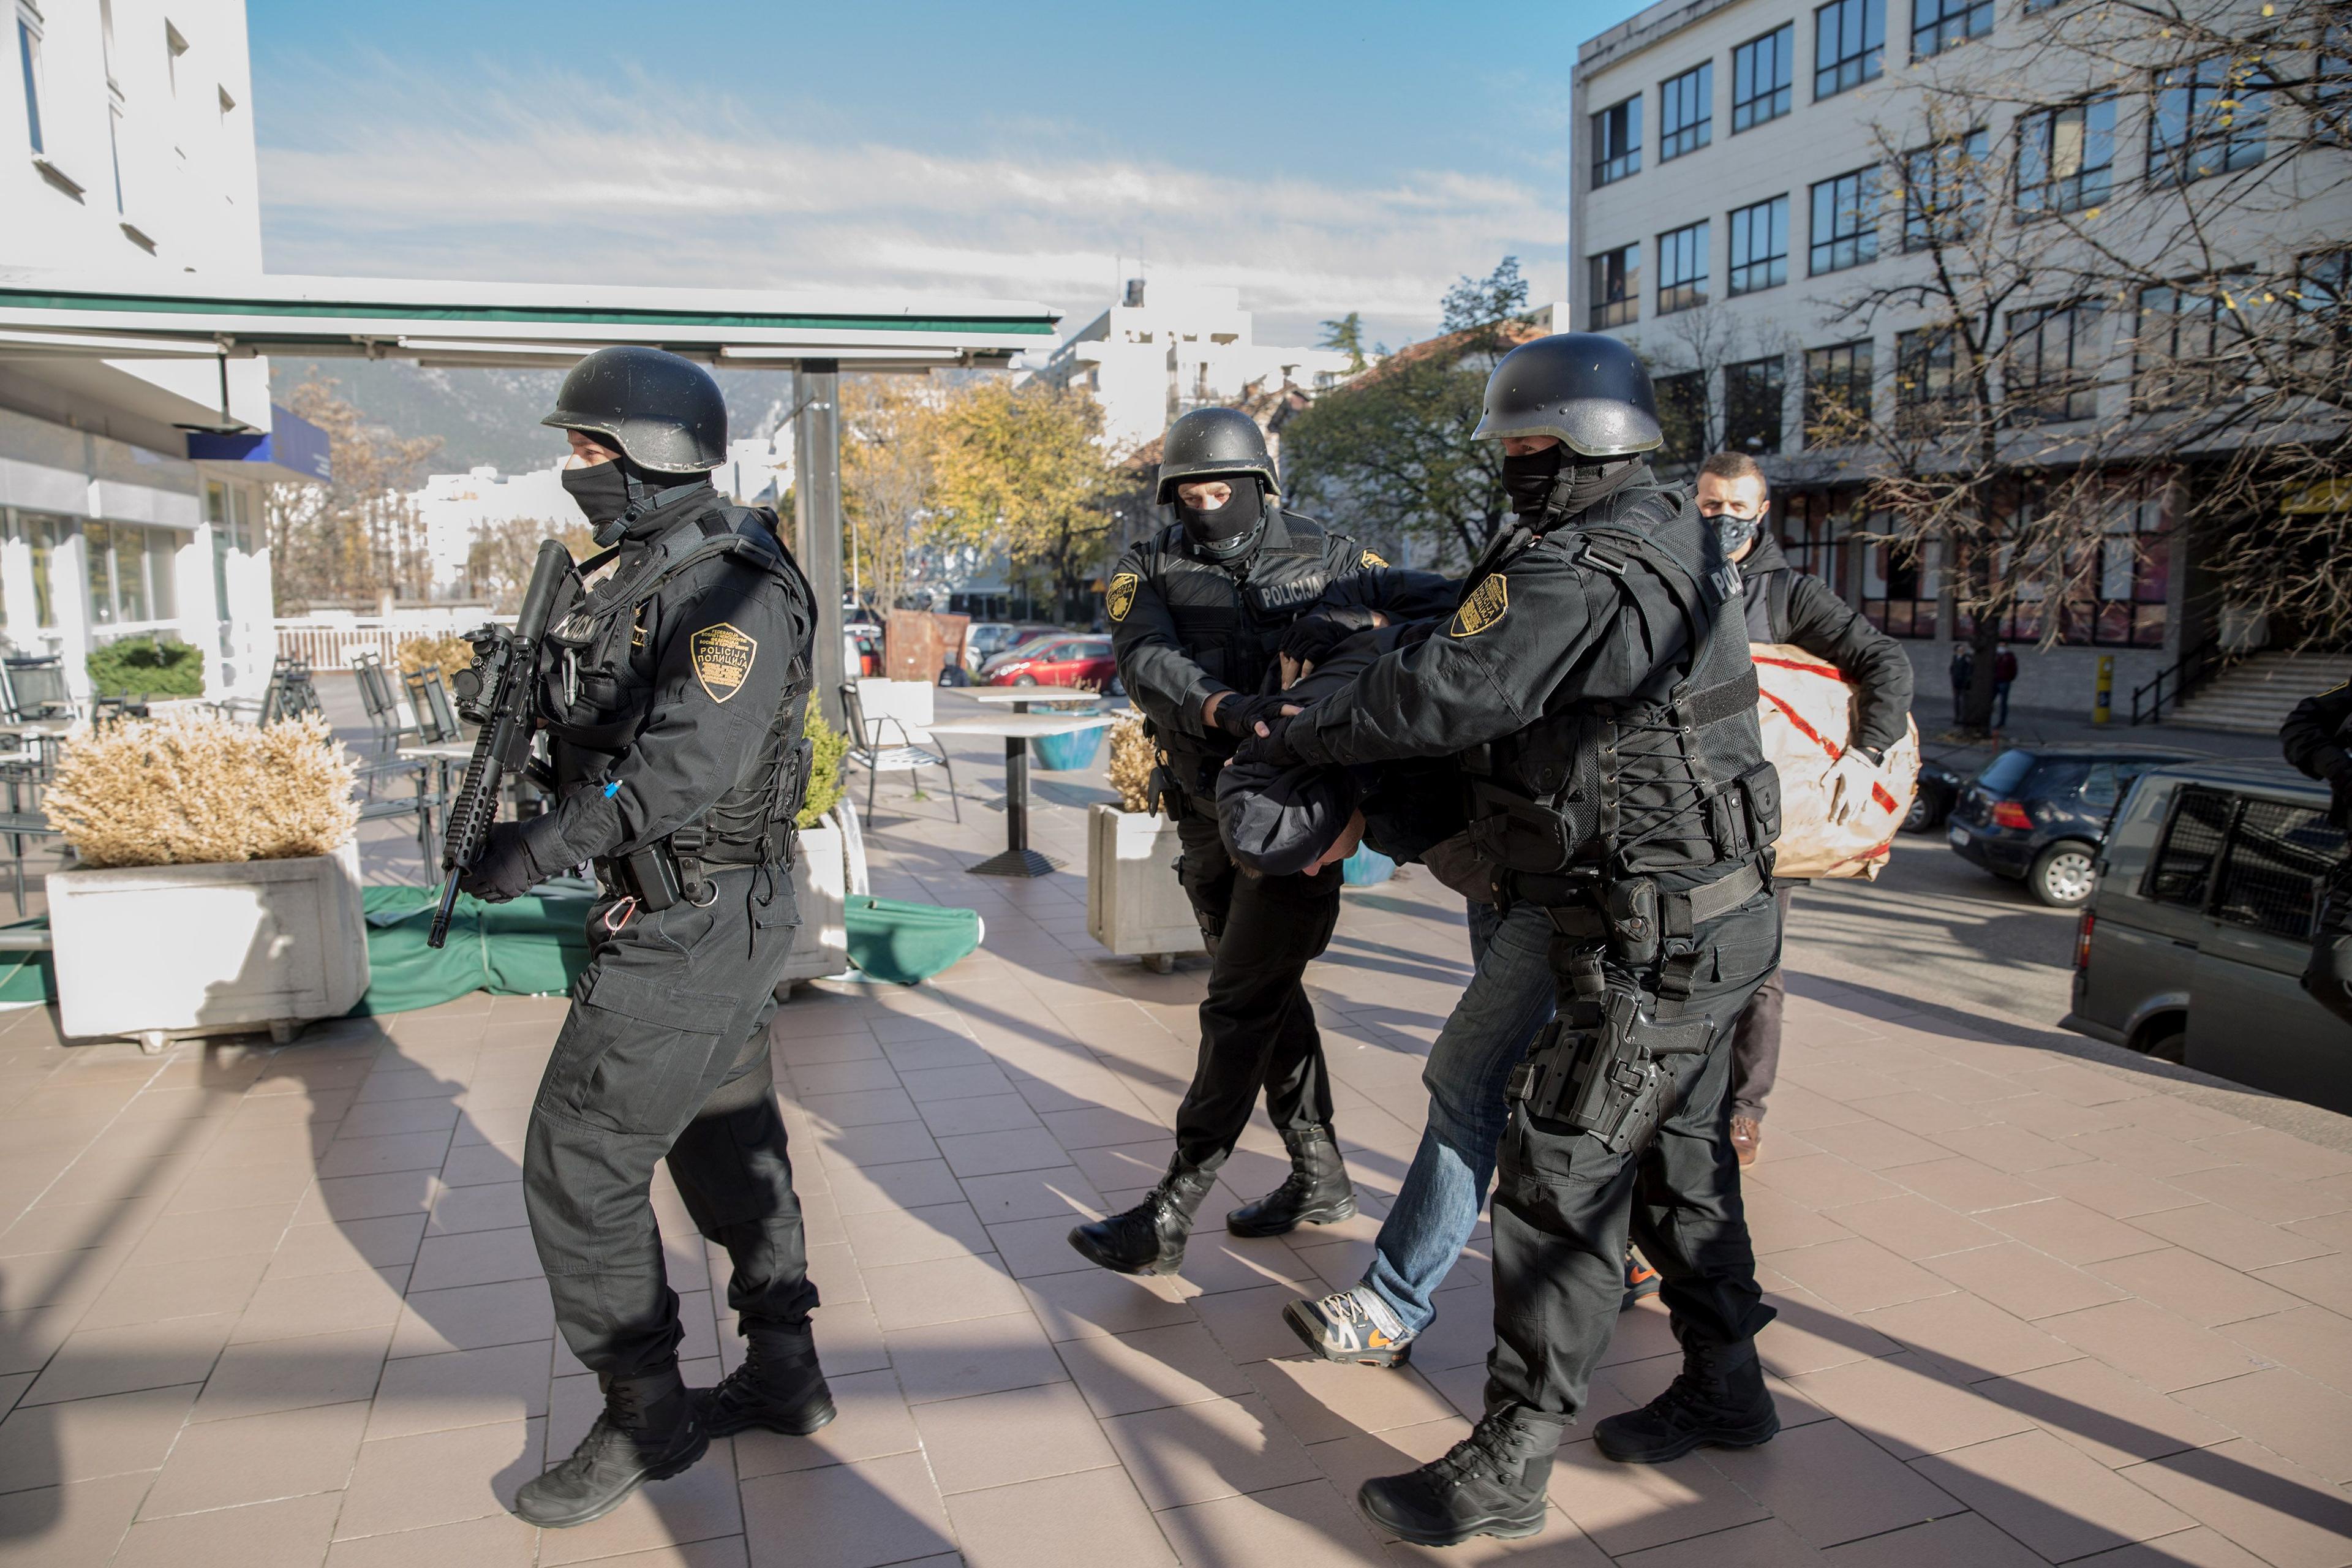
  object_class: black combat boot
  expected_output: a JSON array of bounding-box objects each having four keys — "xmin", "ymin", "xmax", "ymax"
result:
[
  {"xmin": 513, "ymin": 1363, "xmax": 708, "ymax": 1529},
  {"xmin": 1066, "ymin": 1156, "xmax": 1215, "ymax": 1275},
  {"xmin": 1226, "ymin": 1124, "xmax": 1356, "ymax": 1237},
  {"xmin": 696, "ymin": 1320, "xmax": 835, "ymax": 1438},
  {"xmin": 1594, "ymin": 1332, "xmax": 1779, "ymax": 1463},
  {"xmin": 1357, "ymin": 1403, "xmax": 1561, "ymax": 1547}
]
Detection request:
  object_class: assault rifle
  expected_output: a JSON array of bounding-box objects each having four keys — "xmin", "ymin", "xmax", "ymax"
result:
[{"xmin": 428, "ymin": 540, "xmax": 575, "ymax": 949}]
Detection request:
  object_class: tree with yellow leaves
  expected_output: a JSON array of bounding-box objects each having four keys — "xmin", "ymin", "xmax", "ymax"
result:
[
  {"xmin": 930, "ymin": 380, "xmax": 1119, "ymax": 620},
  {"xmin": 839, "ymin": 375, "xmax": 944, "ymax": 616}
]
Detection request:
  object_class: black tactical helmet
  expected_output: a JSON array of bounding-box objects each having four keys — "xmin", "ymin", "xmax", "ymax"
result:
[
  {"xmin": 1473, "ymin": 333, "xmax": 1662, "ymax": 458},
  {"xmin": 541, "ymin": 346, "xmax": 728, "ymax": 473},
  {"xmin": 1155, "ymin": 407, "xmax": 1277, "ymax": 503}
]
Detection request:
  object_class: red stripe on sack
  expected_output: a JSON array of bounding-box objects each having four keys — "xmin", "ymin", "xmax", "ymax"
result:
[
  {"xmin": 1752, "ymin": 655, "xmax": 1845, "ymax": 679},
  {"xmin": 1758, "ymin": 688, "xmax": 1842, "ymax": 761},
  {"xmin": 1871, "ymin": 783, "xmax": 1898, "ymax": 811}
]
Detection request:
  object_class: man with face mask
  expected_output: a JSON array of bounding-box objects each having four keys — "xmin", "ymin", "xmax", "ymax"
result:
[
  {"xmin": 1069, "ymin": 407, "xmax": 1417, "ymax": 1278},
  {"xmin": 1236, "ymin": 335, "xmax": 1785, "ymax": 1549},
  {"xmin": 462, "ymin": 346, "xmax": 828, "ymax": 1529},
  {"xmin": 1697, "ymin": 451, "xmax": 1911, "ymax": 1165}
]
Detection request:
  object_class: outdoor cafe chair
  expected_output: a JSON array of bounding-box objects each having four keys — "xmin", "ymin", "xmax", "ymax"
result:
[
  {"xmin": 840, "ymin": 679, "xmax": 960, "ymax": 823},
  {"xmin": 403, "ymin": 667, "xmax": 465, "ymax": 745}
]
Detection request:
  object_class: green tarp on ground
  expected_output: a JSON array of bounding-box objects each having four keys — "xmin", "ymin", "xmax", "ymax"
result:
[
  {"xmin": 353, "ymin": 886, "xmax": 594, "ymax": 1015},
  {"xmin": 843, "ymin": 895, "xmax": 982, "ymax": 986},
  {"xmin": 0, "ymin": 918, "xmax": 54, "ymax": 1006}
]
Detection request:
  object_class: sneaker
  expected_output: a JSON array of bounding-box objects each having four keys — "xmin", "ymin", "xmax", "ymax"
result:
[
  {"xmin": 1730, "ymin": 1116, "xmax": 1762, "ymax": 1166},
  {"xmin": 1284, "ymin": 1284, "xmax": 1414, "ymax": 1368},
  {"xmin": 1621, "ymin": 1250, "xmax": 1660, "ymax": 1311}
]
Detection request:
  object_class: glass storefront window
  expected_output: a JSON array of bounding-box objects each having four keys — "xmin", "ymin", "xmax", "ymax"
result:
[
  {"xmin": 85, "ymin": 522, "xmax": 116, "ymax": 625},
  {"xmin": 148, "ymin": 531, "xmax": 179, "ymax": 620},
  {"xmin": 21, "ymin": 513, "xmax": 62, "ymax": 629}
]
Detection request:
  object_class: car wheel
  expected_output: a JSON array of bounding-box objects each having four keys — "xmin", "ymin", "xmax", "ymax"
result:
[
  {"xmin": 1016, "ymin": 673, "xmax": 1038, "ymax": 687},
  {"xmin": 2138, "ymin": 1022, "xmax": 2187, "ymax": 1065},
  {"xmin": 1902, "ymin": 788, "xmax": 1940, "ymax": 834},
  {"xmin": 2029, "ymin": 842, "xmax": 2098, "ymax": 908}
]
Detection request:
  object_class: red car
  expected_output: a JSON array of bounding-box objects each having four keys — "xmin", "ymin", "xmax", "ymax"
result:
[{"xmin": 982, "ymin": 633, "xmax": 1118, "ymax": 690}]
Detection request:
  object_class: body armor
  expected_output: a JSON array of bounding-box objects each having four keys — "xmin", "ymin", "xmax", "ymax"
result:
[{"xmin": 540, "ymin": 505, "xmax": 817, "ymax": 889}]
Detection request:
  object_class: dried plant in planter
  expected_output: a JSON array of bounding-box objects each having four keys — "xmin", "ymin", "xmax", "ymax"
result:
[
  {"xmin": 396, "ymin": 634, "xmax": 472, "ymax": 682},
  {"xmin": 1107, "ymin": 712, "xmax": 1157, "ymax": 815},
  {"xmin": 47, "ymin": 712, "xmax": 360, "ymax": 869}
]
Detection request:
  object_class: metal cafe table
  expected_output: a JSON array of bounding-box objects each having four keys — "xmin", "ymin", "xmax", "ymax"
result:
[{"xmin": 924, "ymin": 694, "xmax": 1109, "ymax": 877}]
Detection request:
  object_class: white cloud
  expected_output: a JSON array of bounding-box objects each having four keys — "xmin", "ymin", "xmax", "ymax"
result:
[{"xmin": 257, "ymin": 67, "xmax": 1564, "ymax": 346}]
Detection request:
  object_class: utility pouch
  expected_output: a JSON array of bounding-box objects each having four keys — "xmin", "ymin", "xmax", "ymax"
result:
[
  {"xmin": 1467, "ymin": 782, "xmax": 1579, "ymax": 874},
  {"xmin": 621, "ymin": 841, "xmax": 683, "ymax": 913},
  {"xmin": 1147, "ymin": 764, "xmax": 1185, "ymax": 819},
  {"xmin": 1736, "ymin": 761, "xmax": 1782, "ymax": 850},
  {"xmin": 1506, "ymin": 987, "xmax": 1716, "ymax": 1156},
  {"xmin": 1603, "ymin": 879, "xmax": 1662, "ymax": 968}
]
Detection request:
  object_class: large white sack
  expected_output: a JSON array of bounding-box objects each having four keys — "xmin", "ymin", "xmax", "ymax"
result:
[{"xmin": 1752, "ymin": 642, "xmax": 1920, "ymax": 880}]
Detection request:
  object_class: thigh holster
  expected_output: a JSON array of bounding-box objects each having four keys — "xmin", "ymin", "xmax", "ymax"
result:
[{"xmin": 1507, "ymin": 948, "xmax": 1715, "ymax": 1157}]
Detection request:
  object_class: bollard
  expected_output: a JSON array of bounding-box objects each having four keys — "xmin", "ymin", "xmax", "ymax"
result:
[{"xmin": 2094, "ymin": 654, "xmax": 2113, "ymax": 725}]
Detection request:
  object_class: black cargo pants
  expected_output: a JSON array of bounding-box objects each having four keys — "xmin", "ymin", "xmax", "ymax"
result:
[
  {"xmin": 1169, "ymin": 807, "xmax": 1343, "ymax": 1172},
  {"xmin": 1485, "ymin": 891, "xmax": 1783, "ymax": 1420},
  {"xmin": 2305, "ymin": 858, "xmax": 2352, "ymax": 1027},
  {"xmin": 524, "ymin": 867, "xmax": 818, "ymax": 1380}
]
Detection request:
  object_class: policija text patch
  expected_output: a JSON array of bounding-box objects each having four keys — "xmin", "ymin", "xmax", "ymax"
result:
[
  {"xmin": 690, "ymin": 623, "xmax": 758, "ymax": 703},
  {"xmin": 1450, "ymin": 575, "xmax": 1509, "ymax": 638},
  {"xmin": 1107, "ymin": 573, "xmax": 1139, "ymax": 623}
]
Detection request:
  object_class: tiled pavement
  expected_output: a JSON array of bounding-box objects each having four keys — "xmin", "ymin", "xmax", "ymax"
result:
[{"xmin": 2, "ymin": 780, "xmax": 2351, "ymax": 1567}]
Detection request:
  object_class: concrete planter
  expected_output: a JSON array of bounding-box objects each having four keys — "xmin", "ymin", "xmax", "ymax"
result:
[
  {"xmin": 1086, "ymin": 805, "xmax": 1204, "ymax": 970},
  {"xmin": 777, "ymin": 822, "xmax": 849, "ymax": 989},
  {"xmin": 48, "ymin": 840, "xmax": 368, "ymax": 1052}
]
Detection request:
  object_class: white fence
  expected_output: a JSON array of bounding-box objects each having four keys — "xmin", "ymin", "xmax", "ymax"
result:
[{"xmin": 276, "ymin": 611, "xmax": 510, "ymax": 671}]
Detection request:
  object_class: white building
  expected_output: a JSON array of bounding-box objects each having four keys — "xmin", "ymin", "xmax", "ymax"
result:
[
  {"xmin": 1030, "ymin": 281, "xmax": 1360, "ymax": 454},
  {"xmin": 0, "ymin": 0, "xmax": 315, "ymax": 698},
  {"xmin": 412, "ymin": 466, "xmax": 575, "ymax": 598}
]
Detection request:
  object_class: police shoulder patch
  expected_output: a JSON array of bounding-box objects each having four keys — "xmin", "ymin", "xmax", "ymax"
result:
[
  {"xmin": 1107, "ymin": 573, "xmax": 1139, "ymax": 623},
  {"xmin": 1360, "ymin": 549, "xmax": 1389, "ymax": 568},
  {"xmin": 689, "ymin": 622, "xmax": 757, "ymax": 702},
  {"xmin": 1450, "ymin": 575, "xmax": 1509, "ymax": 638}
]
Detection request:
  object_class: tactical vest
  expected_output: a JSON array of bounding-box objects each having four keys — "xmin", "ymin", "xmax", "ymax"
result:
[
  {"xmin": 541, "ymin": 505, "xmax": 818, "ymax": 869},
  {"xmin": 1463, "ymin": 484, "xmax": 1780, "ymax": 892}
]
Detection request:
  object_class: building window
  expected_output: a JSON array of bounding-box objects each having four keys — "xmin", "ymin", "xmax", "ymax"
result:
[
  {"xmin": 1815, "ymin": 0, "xmax": 1884, "ymax": 98},
  {"xmin": 1733, "ymin": 25, "xmax": 1794, "ymax": 130},
  {"xmin": 85, "ymin": 523, "xmax": 116, "ymax": 627},
  {"xmin": 1777, "ymin": 491, "xmax": 1853, "ymax": 595},
  {"xmin": 2134, "ymin": 279, "xmax": 2242, "ymax": 408},
  {"xmin": 1593, "ymin": 96, "xmax": 1642, "ymax": 185},
  {"xmin": 1725, "ymin": 356, "xmax": 1787, "ymax": 453},
  {"xmin": 1904, "ymin": 129, "xmax": 1989, "ymax": 249},
  {"xmin": 1728, "ymin": 196, "xmax": 1789, "ymax": 296},
  {"xmin": 147, "ymin": 529, "xmax": 178, "ymax": 620},
  {"xmin": 2016, "ymin": 95, "xmax": 2116, "ymax": 215},
  {"xmin": 1804, "ymin": 339, "xmax": 1875, "ymax": 442},
  {"xmin": 2321, "ymin": 21, "xmax": 2349, "ymax": 138},
  {"xmin": 1863, "ymin": 533, "xmax": 1940, "ymax": 637},
  {"xmin": 17, "ymin": 512, "xmax": 62, "ymax": 628},
  {"xmin": 1809, "ymin": 168, "xmax": 1879, "ymax": 274},
  {"xmin": 2296, "ymin": 249, "xmax": 2349, "ymax": 366},
  {"xmin": 1589, "ymin": 244, "xmax": 1640, "ymax": 330},
  {"xmin": 1912, "ymin": 0, "xmax": 1991, "ymax": 59},
  {"xmin": 1658, "ymin": 221, "xmax": 1709, "ymax": 314},
  {"xmin": 2089, "ymin": 492, "xmax": 2169, "ymax": 646},
  {"xmin": 2150, "ymin": 55, "xmax": 2272, "ymax": 184},
  {"xmin": 15, "ymin": 9, "xmax": 42, "ymax": 154},
  {"xmin": 1655, "ymin": 372, "xmax": 1708, "ymax": 467},
  {"xmin": 1660, "ymin": 63, "xmax": 1713, "ymax": 160},
  {"xmin": 2007, "ymin": 301, "xmax": 2103, "ymax": 423},
  {"xmin": 1896, "ymin": 326, "xmax": 1962, "ymax": 432}
]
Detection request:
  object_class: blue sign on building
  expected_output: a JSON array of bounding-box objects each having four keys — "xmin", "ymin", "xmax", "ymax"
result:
[{"xmin": 186, "ymin": 404, "xmax": 332, "ymax": 483}]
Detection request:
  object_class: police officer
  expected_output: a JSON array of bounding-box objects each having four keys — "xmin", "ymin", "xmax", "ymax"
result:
[
  {"xmin": 2280, "ymin": 680, "xmax": 2352, "ymax": 1025},
  {"xmin": 459, "ymin": 347, "xmax": 831, "ymax": 1529},
  {"xmin": 1238, "ymin": 335, "xmax": 1784, "ymax": 1548},
  {"xmin": 1067, "ymin": 407, "xmax": 1392, "ymax": 1276},
  {"xmin": 1702, "ymin": 451, "xmax": 1913, "ymax": 1164}
]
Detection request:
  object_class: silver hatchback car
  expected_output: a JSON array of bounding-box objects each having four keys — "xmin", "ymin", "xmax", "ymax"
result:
[{"xmin": 2064, "ymin": 759, "xmax": 2351, "ymax": 1115}]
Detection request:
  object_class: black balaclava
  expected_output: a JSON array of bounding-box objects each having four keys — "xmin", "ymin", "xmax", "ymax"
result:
[
  {"xmin": 562, "ymin": 451, "xmax": 706, "ymax": 547},
  {"xmin": 1175, "ymin": 477, "xmax": 1267, "ymax": 563},
  {"xmin": 1501, "ymin": 446, "xmax": 1565, "ymax": 516},
  {"xmin": 1504, "ymin": 446, "xmax": 1645, "ymax": 530}
]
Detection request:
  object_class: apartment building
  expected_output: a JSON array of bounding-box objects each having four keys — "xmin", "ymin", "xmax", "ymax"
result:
[
  {"xmin": 1, "ymin": 0, "xmax": 318, "ymax": 697},
  {"xmin": 1568, "ymin": 0, "xmax": 2348, "ymax": 714}
]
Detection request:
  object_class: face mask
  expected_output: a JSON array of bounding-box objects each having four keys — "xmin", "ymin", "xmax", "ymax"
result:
[
  {"xmin": 1177, "ymin": 480, "xmax": 1265, "ymax": 560},
  {"xmin": 1713, "ymin": 512, "xmax": 1760, "ymax": 558},
  {"xmin": 1501, "ymin": 447, "xmax": 1564, "ymax": 515},
  {"xmin": 562, "ymin": 460, "xmax": 632, "ymax": 529}
]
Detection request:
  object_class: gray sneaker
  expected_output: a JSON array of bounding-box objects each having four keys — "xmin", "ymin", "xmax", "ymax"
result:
[{"xmin": 1284, "ymin": 1284, "xmax": 1415, "ymax": 1368}]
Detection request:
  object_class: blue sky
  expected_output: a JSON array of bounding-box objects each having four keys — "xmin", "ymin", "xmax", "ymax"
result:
[{"xmin": 245, "ymin": 1, "xmax": 1653, "ymax": 349}]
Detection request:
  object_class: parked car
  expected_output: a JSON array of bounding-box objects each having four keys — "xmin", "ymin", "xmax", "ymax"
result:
[
  {"xmin": 1904, "ymin": 758, "xmax": 1967, "ymax": 834},
  {"xmin": 2065, "ymin": 759, "xmax": 2350, "ymax": 1114},
  {"xmin": 969, "ymin": 623, "xmax": 1060, "ymax": 672},
  {"xmin": 1944, "ymin": 745, "xmax": 2199, "ymax": 907},
  {"xmin": 845, "ymin": 622, "xmax": 884, "ymax": 679},
  {"xmin": 982, "ymin": 633, "xmax": 1118, "ymax": 690}
]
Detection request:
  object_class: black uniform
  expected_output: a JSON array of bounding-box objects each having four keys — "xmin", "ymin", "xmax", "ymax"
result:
[
  {"xmin": 1280, "ymin": 466, "xmax": 1781, "ymax": 1423},
  {"xmin": 1107, "ymin": 508, "xmax": 1391, "ymax": 1170},
  {"xmin": 513, "ymin": 481, "xmax": 820, "ymax": 1381},
  {"xmin": 2280, "ymin": 682, "xmax": 2352, "ymax": 1025},
  {"xmin": 1729, "ymin": 534, "xmax": 1914, "ymax": 1123}
]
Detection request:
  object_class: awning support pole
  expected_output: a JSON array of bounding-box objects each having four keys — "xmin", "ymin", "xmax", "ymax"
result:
[{"xmin": 793, "ymin": 359, "xmax": 845, "ymax": 729}]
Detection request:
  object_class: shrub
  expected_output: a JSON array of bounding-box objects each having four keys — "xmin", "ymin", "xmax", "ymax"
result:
[
  {"xmin": 46, "ymin": 712, "xmax": 360, "ymax": 869},
  {"xmin": 797, "ymin": 710, "xmax": 850, "ymax": 828},
  {"xmin": 86, "ymin": 637, "xmax": 205, "ymax": 698},
  {"xmin": 397, "ymin": 634, "xmax": 472, "ymax": 683},
  {"xmin": 1107, "ymin": 711, "xmax": 1156, "ymax": 814}
]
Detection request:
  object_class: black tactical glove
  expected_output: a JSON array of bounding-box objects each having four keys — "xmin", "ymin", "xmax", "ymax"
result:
[
  {"xmin": 1207, "ymin": 693, "xmax": 1256, "ymax": 740},
  {"xmin": 1279, "ymin": 606, "xmax": 1378, "ymax": 668},
  {"xmin": 458, "ymin": 820, "xmax": 542, "ymax": 904},
  {"xmin": 1234, "ymin": 709, "xmax": 1303, "ymax": 768}
]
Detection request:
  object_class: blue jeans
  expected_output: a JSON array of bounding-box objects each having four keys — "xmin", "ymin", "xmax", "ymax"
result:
[{"xmin": 1362, "ymin": 898, "xmax": 1559, "ymax": 1334}]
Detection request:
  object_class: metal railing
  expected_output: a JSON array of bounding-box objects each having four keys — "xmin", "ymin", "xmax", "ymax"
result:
[
  {"xmin": 275, "ymin": 611, "xmax": 510, "ymax": 671},
  {"xmin": 2130, "ymin": 636, "xmax": 2223, "ymax": 725}
]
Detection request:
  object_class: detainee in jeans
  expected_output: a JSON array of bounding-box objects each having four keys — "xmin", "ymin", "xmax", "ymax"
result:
[{"xmin": 1283, "ymin": 898, "xmax": 1559, "ymax": 1363}]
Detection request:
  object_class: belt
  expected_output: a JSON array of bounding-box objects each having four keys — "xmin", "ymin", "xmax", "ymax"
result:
[{"xmin": 1537, "ymin": 859, "xmax": 1766, "ymax": 940}]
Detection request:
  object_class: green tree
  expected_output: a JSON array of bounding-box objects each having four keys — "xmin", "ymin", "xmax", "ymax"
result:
[
  {"xmin": 1440, "ymin": 257, "xmax": 1528, "ymax": 336},
  {"xmin": 932, "ymin": 381, "xmax": 1118, "ymax": 619},
  {"xmin": 1317, "ymin": 312, "xmax": 1368, "ymax": 373},
  {"xmin": 266, "ymin": 373, "xmax": 444, "ymax": 610}
]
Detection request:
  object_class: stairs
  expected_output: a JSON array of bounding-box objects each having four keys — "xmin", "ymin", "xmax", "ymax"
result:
[{"xmin": 2165, "ymin": 652, "xmax": 2352, "ymax": 734}]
